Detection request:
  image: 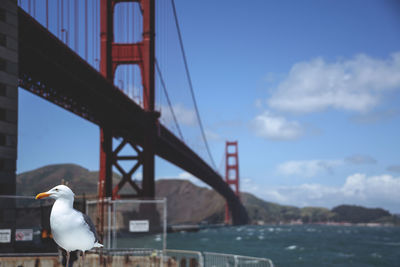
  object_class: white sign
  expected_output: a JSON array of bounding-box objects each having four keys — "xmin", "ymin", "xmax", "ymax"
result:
[
  {"xmin": 129, "ymin": 220, "xmax": 149, "ymax": 232},
  {"xmin": 15, "ymin": 229, "xmax": 33, "ymax": 241},
  {"xmin": 0, "ymin": 229, "xmax": 11, "ymax": 243}
]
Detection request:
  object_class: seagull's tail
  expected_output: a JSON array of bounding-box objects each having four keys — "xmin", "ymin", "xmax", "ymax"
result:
[{"xmin": 94, "ymin": 242, "xmax": 103, "ymax": 248}]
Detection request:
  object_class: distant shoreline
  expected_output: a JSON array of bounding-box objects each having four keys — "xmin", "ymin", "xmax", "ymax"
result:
[{"xmin": 253, "ymin": 221, "xmax": 397, "ymax": 227}]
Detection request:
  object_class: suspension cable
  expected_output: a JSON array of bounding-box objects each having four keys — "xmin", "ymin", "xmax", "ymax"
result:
[
  {"xmin": 170, "ymin": 0, "xmax": 216, "ymax": 169},
  {"xmin": 155, "ymin": 60, "xmax": 184, "ymax": 141}
]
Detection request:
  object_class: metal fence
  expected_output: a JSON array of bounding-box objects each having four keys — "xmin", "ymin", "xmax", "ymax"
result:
[
  {"xmin": 203, "ymin": 252, "xmax": 274, "ymax": 267},
  {"xmin": 164, "ymin": 250, "xmax": 273, "ymax": 267},
  {"xmin": 86, "ymin": 198, "xmax": 167, "ymax": 252},
  {"xmin": 166, "ymin": 249, "xmax": 204, "ymax": 267}
]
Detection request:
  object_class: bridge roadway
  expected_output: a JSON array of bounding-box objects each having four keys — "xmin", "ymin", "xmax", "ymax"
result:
[{"xmin": 17, "ymin": 8, "xmax": 249, "ymax": 225}]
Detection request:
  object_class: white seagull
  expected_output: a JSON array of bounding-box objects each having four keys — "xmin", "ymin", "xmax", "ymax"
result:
[{"xmin": 36, "ymin": 185, "xmax": 103, "ymax": 266}]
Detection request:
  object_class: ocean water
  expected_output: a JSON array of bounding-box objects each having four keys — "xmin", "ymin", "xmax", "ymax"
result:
[{"xmin": 166, "ymin": 225, "xmax": 400, "ymax": 267}]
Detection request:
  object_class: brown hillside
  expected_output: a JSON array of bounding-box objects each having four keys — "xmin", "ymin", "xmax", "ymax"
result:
[
  {"xmin": 156, "ymin": 179, "xmax": 225, "ymax": 224},
  {"xmin": 17, "ymin": 163, "xmax": 120, "ymax": 197}
]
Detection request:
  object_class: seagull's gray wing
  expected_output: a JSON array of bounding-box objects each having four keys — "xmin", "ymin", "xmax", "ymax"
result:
[{"xmin": 82, "ymin": 213, "xmax": 100, "ymax": 243}]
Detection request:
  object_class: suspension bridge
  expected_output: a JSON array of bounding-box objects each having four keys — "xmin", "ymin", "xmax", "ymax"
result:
[{"xmin": 12, "ymin": 0, "xmax": 248, "ymax": 225}]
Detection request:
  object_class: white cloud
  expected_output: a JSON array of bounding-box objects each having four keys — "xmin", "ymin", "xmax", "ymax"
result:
[
  {"xmin": 342, "ymin": 173, "xmax": 400, "ymax": 202},
  {"xmin": 160, "ymin": 103, "xmax": 196, "ymax": 126},
  {"xmin": 277, "ymin": 159, "xmax": 342, "ymax": 178},
  {"xmin": 267, "ymin": 53, "xmax": 400, "ymax": 113},
  {"xmin": 250, "ymin": 111, "xmax": 303, "ymax": 140},
  {"xmin": 258, "ymin": 173, "xmax": 400, "ymax": 213}
]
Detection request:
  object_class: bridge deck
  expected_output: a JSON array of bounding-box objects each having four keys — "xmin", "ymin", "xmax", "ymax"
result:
[{"xmin": 18, "ymin": 8, "xmax": 248, "ymax": 225}]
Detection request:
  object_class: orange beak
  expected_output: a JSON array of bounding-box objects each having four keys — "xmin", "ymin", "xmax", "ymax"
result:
[{"xmin": 35, "ymin": 192, "xmax": 51, "ymax": 199}]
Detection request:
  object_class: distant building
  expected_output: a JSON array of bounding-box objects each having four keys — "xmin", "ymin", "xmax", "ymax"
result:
[
  {"xmin": 0, "ymin": 0, "xmax": 17, "ymax": 197},
  {"xmin": 0, "ymin": 0, "xmax": 18, "ymax": 252}
]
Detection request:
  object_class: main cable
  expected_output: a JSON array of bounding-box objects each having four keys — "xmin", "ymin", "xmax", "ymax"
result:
[
  {"xmin": 155, "ymin": 59, "xmax": 184, "ymax": 141},
  {"xmin": 170, "ymin": 0, "xmax": 216, "ymax": 170}
]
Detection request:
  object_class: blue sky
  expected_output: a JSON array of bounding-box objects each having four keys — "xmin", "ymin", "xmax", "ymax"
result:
[{"xmin": 18, "ymin": 0, "xmax": 400, "ymax": 212}]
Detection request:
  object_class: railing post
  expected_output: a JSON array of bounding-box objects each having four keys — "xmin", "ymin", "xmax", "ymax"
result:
[{"xmin": 199, "ymin": 252, "xmax": 204, "ymax": 267}]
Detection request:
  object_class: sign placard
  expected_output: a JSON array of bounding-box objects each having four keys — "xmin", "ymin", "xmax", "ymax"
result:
[
  {"xmin": 129, "ymin": 220, "xmax": 149, "ymax": 232},
  {"xmin": 15, "ymin": 229, "xmax": 33, "ymax": 241},
  {"xmin": 0, "ymin": 229, "xmax": 11, "ymax": 243}
]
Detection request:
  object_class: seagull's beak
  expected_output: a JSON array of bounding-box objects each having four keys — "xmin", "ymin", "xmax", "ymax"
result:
[{"xmin": 35, "ymin": 192, "xmax": 51, "ymax": 199}]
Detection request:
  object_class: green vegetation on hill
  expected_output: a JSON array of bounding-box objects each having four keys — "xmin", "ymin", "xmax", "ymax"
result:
[
  {"xmin": 332, "ymin": 205, "xmax": 392, "ymax": 224},
  {"xmin": 16, "ymin": 164, "xmax": 399, "ymax": 225}
]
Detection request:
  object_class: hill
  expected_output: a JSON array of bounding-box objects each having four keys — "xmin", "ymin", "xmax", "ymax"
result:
[
  {"xmin": 156, "ymin": 179, "xmax": 225, "ymax": 224},
  {"xmin": 332, "ymin": 205, "xmax": 393, "ymax": 224},
  {"xmin": 241, "ymin": 192, "xmax": 336, "ymax": 224},
  {"xmin": 16, "ymin": 164, "xmax": 399, "ymax": 225},
  {"xmin": 17, "ymin": 163, "xmax": 131, "ymax": 197},
  {"xmin": 17, "ymin": 164, "xmax": 99, "ymax": 196}
]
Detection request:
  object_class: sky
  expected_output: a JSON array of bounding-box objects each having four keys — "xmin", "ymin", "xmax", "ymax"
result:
[{"xmin": 17, "ymin": 0, "xmax": 400, "ymax": 213}]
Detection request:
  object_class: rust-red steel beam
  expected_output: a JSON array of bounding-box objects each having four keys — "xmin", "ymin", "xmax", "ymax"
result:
[
  {"xmin": 224, "ymin": 141, "xmax": 240, "ymax": 224},
  {"xmin": 18, "ymin": 7, "xmax": 249, "ymax": 225},
  {"xmin": 99, "ymin": 0, "xmax": 156, "ymax": 201}
]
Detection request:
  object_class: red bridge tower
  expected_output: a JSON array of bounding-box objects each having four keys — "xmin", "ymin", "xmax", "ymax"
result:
[
  {"xmin": 98, "ymin": 0, "xmax": 157, "ymax": 238},
  {"xmin": 98, "ymin": 0, "xmax": 156, "ymax": 200},
  {"xmin": 225, "ymin": 141, "xmax": 240, "ymax": 224}
]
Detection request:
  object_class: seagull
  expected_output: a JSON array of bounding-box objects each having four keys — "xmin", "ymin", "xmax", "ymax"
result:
[{"xmin": 36, "ymin": 185, "xmax": 103, "ymax": 267}]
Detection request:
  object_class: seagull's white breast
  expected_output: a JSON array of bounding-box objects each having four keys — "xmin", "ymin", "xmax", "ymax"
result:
[{"xmin": 50, "ymin": 200, "xmax": 96, "ymax": 252}]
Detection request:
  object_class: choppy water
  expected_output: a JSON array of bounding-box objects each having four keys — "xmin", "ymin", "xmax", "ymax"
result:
[{"xmin": 166, "ymin": 225, "xmax": 400, "ymax": 267}]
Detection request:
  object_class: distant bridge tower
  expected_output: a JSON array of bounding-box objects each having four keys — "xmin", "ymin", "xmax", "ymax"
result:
[{"xmin": 225, "ymin": 141, "xmax": 240, "ymax": 224}]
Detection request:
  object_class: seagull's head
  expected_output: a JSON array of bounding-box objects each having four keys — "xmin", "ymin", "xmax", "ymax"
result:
[{"xmin": 35, "ymin": 185, "xmax": 75, "ymax": 200}]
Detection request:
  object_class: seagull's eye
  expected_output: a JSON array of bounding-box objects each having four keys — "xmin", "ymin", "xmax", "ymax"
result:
[{"xmin": 55, "ymin": 188, "xmax": 59, "ymax": 192}]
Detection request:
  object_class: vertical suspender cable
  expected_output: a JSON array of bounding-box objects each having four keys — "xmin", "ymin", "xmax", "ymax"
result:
[
  {"xmin": 127, "ymin": 6, "xmax": 131, "ymax": 97},
  {"xmin": 46, "ymin": 0, "xmax": 48, "ymax": 29},
  {"xmin": 57, "ymin": 0, "xmax": 59, "ymax": 38},
  {"xmin": 61, "ymin": 0, "xmax": 64, "ymax": 42},
  {"xmin": 126, "ymin": 4, "xmax": 129, "ymax": 94},
  {"xmin": 96, "ymin": 0, "xmax": 99, "ymax": 69},
  {"xmin": 94, "ymin": 0, "xmax": 97, "ymax": 68},
  {"xmin": 65, "ymin": 0, "xmax": 70, "ymax": 46},
  {"xmin": 67, "ymin": 0, "xmax": 70, "ymax": 45},
  {"xmin": 170, "ymin": 0, "xmax": 217, "ymax": 169},
  {"xmin": 156, "ymin": 61, "xmax": 184, "ymax": 140},
  {"xmin": 75, "ymin": 0, "xmax": 78, "ymax": 52},
  {"xmin": 92, "ymin": 0, "xmax": 95, "ymax": 66},
  {"xmin": 132, "ymin": 4, "xmax": 137, "ymax": 100},
  {"xmin": 85, "ymin": 0, "xmax": 88, "ymax": 60}
]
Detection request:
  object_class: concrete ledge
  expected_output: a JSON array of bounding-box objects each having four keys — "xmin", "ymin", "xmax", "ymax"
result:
[{"xmin": 0, "ymin": 254, "xmax": 175, "ymax": 267}]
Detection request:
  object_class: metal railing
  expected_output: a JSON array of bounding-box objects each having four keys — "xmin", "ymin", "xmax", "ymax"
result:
[
  {"xmin": 166, "ymin": 249, "xmax": 204, "ymax": 267},
  {"xmin": 203, "ymin": 252, "xmax": 274, "ymax": 267},
  {"xmin": 165, "ymin": 250, "xmax": 273, "ymax": 267}
]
